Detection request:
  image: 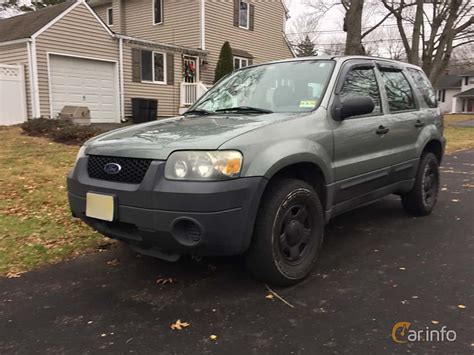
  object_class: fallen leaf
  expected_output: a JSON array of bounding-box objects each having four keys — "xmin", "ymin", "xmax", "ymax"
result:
[
  {"xmin": 107, "ymin": 259, "xmax": 120, "ymax": 267},
  {"xmin": 451, "ymin": 199, "xmax": 460, "ymax": 202},
  {"xmin": 265, "ymin": 294, "xmax": 274, "ymax": 299},
  {"xmin": 156, "ymin": 277, "xmax": 176, "ymax": 285},
  {"xmin": 399, "ymin": 267, "xmax": 406, "ymax": 271},
  {"xmin": 6, "ymin": 271, "xmax": 24, "ymax": 278},
  {"xmin": 431, "ymin": 320, "xmax": 439, "ymax": 324},
  {"xmin": 441, "ymin": 187, "xmax": 448, "ymax": 191},
  {"xmin": 457, "ymin": 304, "xmax": 467, "ymax": 309},
  {"xmin": 209, "ymin": 335, "xmax": 218, "ymax": 341},
  {"xmin": 170, "ymin": 319, "xmax": 190, "ymax": 330}
]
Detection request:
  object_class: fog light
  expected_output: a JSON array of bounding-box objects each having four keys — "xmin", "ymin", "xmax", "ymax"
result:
[{"xmin": 171, "ymin": 218, "xmax": 203, "ymax": 247}]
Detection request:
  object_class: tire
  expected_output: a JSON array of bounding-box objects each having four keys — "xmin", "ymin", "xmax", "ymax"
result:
[
  {"xmin": 245, "ymin": 178, "xmax": 324, "ymax": 286},
  {"xmin": 401, "ymin": 152, "xmax": 440, "ymax": 216}
]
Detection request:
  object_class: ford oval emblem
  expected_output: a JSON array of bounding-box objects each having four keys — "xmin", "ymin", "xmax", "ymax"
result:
[{"xmin": 104, "ymin": 163, "xmax": 122, "ymax": 175}]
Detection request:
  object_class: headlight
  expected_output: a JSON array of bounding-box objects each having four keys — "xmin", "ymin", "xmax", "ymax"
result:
[
  {"xmin": 165, "ymin": 151, "xmax": 243, "ymax": 180},
  {"xmin": 75, "ymin": 145, "xmax": 86, "ymax": 164}
]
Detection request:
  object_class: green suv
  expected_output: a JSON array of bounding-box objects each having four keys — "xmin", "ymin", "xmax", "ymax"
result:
[{"xmin": 68, "ymin": 56, "xmax": 445, "ymax": 285}]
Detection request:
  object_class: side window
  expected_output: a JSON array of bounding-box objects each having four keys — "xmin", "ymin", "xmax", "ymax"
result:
[
  {"xmin": 407, "ymin": 68, "xmax": 437, "ymax": 108},
  {"xmin": 154, "ymin": 0, "xmax": 163, "ymax": 25},
  {"xmin": 107, "ymin": 7, "xmax": 113, "ymax": 26},
  {"xmin": 340, "ymin": 67, "xmax": 382, "ymax": 114},
  {"xmin": 380, "ymin": 70, "xmax": 416, "ymax": 112},
  {"xmin": 234, "ymin": 57, "xmax": 249, "ymax": 70}
]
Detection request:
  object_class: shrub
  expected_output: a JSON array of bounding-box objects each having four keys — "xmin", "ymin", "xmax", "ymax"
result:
[
  {"xmin": 21, "ymin": 117, "xmax": 67, "ymax": 136},
  {"xmin": 21, "ymin": 118, "xmax": 104, "ymax": 145},
  {"xmin": 214, "ymin": 41, "xmax": 234, "ymax": 83},
  {"xmin": 49, "ymin": 124, "xmax": 102, "ymax": 145}
]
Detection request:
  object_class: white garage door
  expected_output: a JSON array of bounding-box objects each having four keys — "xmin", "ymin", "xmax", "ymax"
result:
[{"xmin": 49, "ymin": 55, "xmax": 119, "ymax": 123}]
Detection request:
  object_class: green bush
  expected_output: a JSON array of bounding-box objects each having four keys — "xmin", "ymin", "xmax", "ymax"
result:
[
  {"xmin": 21, "ymin": 118, "xmax": 104, "ymax": 145},
  {"xmin": 214, "ymin": 41, "xmax": 234, "ymax": 83}
]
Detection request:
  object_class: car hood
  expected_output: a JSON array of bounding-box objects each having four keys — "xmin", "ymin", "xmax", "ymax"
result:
[{"xmin": 85, "ymin": 113, "xmax": 293, "ymax": 159}]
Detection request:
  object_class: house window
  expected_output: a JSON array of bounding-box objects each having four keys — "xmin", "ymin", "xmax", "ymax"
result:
[
  {"xmin": 107, "ymin": 7, "xmax": 113, "ymax": 26},
  {"xmin": 465, "ymin": 77, "xmax": 469, "ymax": 85},
  {"xmin": 234, "ymin": 57, "xmax": 249, "ymax": 70},
  {"xmin": 239, "ymin": 1, "xmax": 249, "ymax": 29},
  {"xmin": 154, "ymin": 0, "xmax": 163, "ymax": 25},
  {"xmin": 141, "ymin": 50, "xmax": 166, "ymax": 83}
]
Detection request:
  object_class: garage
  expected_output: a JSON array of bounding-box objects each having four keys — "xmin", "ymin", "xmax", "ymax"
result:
[{"xmin": 49, "ymin": 55, "xmax": 119, "ymax": 123}]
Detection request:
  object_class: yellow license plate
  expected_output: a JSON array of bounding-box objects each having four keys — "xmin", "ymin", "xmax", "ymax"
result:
[{"xmin": 86, "ymin": 193, "xmax": 114, "ymax": 221}]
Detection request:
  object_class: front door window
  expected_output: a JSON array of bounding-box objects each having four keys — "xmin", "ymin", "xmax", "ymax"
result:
[{"xmin": 183, "ymin": 56, "xmax": 198, "ymax": 83}]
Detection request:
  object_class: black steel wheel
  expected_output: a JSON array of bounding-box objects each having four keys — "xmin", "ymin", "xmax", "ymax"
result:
[
  {"xmin": 245, "ymin": 178, "xmax": 324, "ymax": 286},
  {"xmin": 402, "ymin": 152, "xmax": 440, "ymax": 216}
]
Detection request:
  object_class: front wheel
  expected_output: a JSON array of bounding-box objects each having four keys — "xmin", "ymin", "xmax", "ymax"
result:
[
  {"xmin": 245, "ymin": 179, "xmax": 324, "ymax": 286},
  {"xmin": 401, "ymin": 152, "xmax": 440, "ymax": 216}
]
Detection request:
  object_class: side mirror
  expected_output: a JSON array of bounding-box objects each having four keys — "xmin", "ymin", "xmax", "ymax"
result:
[{"xmin": 333, "ymin": 96, "xmax": 375, "ymax": 121}]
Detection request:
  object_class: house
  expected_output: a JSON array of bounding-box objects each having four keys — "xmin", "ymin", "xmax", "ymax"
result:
[
  {"xmin": 0, "ymin": 0, "xmax": 294, "ymax": 125},
  {"xmin": 435, "ymin": 71, "xmax": 474, "ymax": 114}
]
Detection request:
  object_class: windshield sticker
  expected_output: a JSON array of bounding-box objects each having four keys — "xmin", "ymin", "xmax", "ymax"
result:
[{"xmin": 300, "ymin": 100, "xmax": 317, "ymax": 108}]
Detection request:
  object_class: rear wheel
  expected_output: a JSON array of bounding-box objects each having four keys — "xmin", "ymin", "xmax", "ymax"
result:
[
  {"xmin": 245, "ymin": 179, "xmax": 324, "ymax": 286},
  {"xmin": 401, "ymin": 152, "xmax": 440, "ymax": 216}
]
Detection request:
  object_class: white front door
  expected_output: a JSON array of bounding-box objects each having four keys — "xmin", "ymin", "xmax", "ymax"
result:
[{"xmin": 49, "ymin": 55, "xmax": 119, "ymax": 123}]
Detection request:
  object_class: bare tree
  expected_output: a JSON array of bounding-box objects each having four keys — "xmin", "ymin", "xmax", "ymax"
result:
[{"xmin": 381, "ymin": 0, "xmax": 474, "ymax": 82}]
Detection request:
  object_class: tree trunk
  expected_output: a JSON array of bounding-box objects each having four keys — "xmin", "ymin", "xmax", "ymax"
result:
[{"xmin": 344, "ymin": 0, "xmax": 365, "ymax": 55}]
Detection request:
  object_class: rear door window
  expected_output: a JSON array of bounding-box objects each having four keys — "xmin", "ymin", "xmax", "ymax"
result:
[
  {"xmin": 379, "ymin": 70, "xmax": 416, "ymax": 112},
  {"xmin": 407, "ymin": 68, "xmax": 437, "ymax": 108}
]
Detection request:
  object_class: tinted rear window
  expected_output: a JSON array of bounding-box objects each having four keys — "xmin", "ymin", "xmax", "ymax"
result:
[{"xmin": 407, "ymin": 68, "xmax": 437, "ymax": 108}]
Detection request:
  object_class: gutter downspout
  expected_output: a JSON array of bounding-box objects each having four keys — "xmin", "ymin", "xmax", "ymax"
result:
[
  {"xmin": 200, "ymin": 0, "xmax": 206, "ymax": 50},
  {"xmin": 31, "ymin": 38, "xmax": 41, "ymax": 118},
  {"xmin": 26, "ymin": 39, "xmax": 40, "ymax": 118},
  {"xmin": 119, "ymin": 36, "xmax": 125, "ymax": 121}
]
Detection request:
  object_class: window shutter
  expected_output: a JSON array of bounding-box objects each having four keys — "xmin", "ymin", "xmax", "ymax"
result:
[
  {"xmin": 249, "ymin": 4, "xmax": 255, "ymax": 31},
  {"xmin": 132, "ymin": 48, "xmax": 141, "ymax": 83},
  {"xmin": 166, "ymin": 53, "xmax": 174, "ymax": 85},
  {"xmin": 233, "ymin": 0, "xmax": 239, "ymax": 27}
]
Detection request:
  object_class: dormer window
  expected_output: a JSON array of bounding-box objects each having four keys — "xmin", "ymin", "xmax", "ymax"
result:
[
  {"xmin": 154, "ymin": 0, "xmax": 163, "ymax": 25},
  {"xmin": 107, "ymin": 7, "xmax": 113, "ymax": 26},
  {"xmin": 239, "ymin": 1, "xmax": 249, "ymax": 29}
]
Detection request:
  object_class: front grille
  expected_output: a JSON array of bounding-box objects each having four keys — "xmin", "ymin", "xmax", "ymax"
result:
[{"xmin": 87, "ymin": 155, "xmax": 152, "ymax": 184}]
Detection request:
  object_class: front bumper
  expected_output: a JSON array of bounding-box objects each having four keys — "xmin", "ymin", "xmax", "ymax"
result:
[{"xmin": 67, "ymin": 156, "xmax": 267, "ymax": 256}]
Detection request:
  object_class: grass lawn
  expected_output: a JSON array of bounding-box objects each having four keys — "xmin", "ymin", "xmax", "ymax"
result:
[
  {"xmin": 444, "ymin": 114, "xmax": 474, "ymax": 154},
  {"xmin": 0, "ymin": 127, "xmax": 109, "ymax": 277},
  {"xmin": 0, "ymin": 114, "xmax": 474, "ymax": 277}
]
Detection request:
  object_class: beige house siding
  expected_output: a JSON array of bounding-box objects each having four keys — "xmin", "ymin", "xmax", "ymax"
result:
[
  {"xmin": 35, "ymin": 2, "xmax": 119, "ymax": 118},
  {"xmin": 0, "ymin": 42, "xmax": 32, "ymax": 118},
  {"xmin": 122, "ymin": 42, "xmax": 182, "ymax": 118},
  {"xmin": 202, "ymin": 0, "xmax": 293, "ymax": 84},
  {"xmin": 122, "ymin": 0, "xmax": 200, "ymax": 48},
  {"xmin": 93, "ymin": 4, "xmax": 108, "ymax": 24}
]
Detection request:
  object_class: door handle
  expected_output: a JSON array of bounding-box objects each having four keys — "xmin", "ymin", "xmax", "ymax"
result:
[
  {"xmin": 376, "ymin": 125, "xmax": 389, "ymax": 135},
  {"xmin": 415, "ymin": 120, "xmax": 425, "ymax": 128}
]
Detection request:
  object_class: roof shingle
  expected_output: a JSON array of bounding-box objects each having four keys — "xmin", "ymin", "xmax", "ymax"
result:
[
  {"xmin": 434, "ymin": 75, "xmax": 462, "ymax": 89},
  {"xmin": 0, "ymin": 0, "xmax": 75, "ymax": 43}
]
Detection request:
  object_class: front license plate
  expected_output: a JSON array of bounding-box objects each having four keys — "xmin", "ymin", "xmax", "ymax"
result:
[{"xmin": 86, "ymin": 192, "xmax": 114, "ymax": 221}]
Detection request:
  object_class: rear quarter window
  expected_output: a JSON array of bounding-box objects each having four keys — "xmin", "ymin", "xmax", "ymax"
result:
[{"xmin": 407, "ymin": 68, "xmax": 437, "ymax": 108}]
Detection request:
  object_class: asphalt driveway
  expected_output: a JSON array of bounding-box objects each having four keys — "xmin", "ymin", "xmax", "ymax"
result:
[{"xmin": 1, "ymin": 151, "xmax": 473, "ymax": 354}]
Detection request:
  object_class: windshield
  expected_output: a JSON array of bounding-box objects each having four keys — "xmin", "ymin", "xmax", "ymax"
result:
[{"xmin": 191, "ymin": 60, "xmax": 335, "ymax": 114}]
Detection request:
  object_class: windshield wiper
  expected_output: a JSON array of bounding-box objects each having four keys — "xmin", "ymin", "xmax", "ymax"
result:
[
  {"xmin": 183, "ymin": 108, "xmax": 215, "ymax": 116},
  {"xmin": 215, "ymin": 106, "xmax": 273, "ymax": 114}
]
